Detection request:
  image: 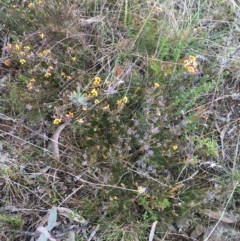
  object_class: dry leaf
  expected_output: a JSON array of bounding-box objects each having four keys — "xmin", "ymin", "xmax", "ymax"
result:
[
  {"xmin": 115, "ymin": 65, "xmax": 124, "ymax": 79},
  {"xmin": 57, "ymin": 207, "xmax": 88, "ymax": 225},
  {"xmin": 190, "ymin": 225, "xmax": 206, "ymax": 239},
  {"xmin": 203, "ymin": 209, "xmax": 237, "ymax": 223}
]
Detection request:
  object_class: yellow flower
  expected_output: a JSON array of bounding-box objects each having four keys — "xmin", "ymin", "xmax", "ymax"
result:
[
  {"xmin": 93, "ymin": 77, "xmax": 101, "ymax": 86},
  {"xmin": 19, "ymin": 59, "xmax": 26, "ymax": 65},
  {"xmin": 117, "ymin": 99, "xmax": 122, "ymax": 105},
  {"xmin": 4, "ymin": 59, "xmax": 10, "ymax": 66},
  {"xmin": 24, "ymin": 46, "xmax": 31, "ymax": 51},
  {"xmin": 66, "ymin": 76, "xmax": 72, "ymax": 81},
  {"xmin": 61, "ymin": 72, "xmax": 66, "ymax": 76},
  {"xmin": 39, "ymin": 33, "xmax": 44, "ymax": 39},
  {"xmin": 47, "ymin": 66, "xmax": 53, "ymax": 71},
  {"xmin": 102, "ymin": 104, "xmax": 109, "ymax": 111},
  {"xmin": 19, "ymin": 51, "xmax": 25, "ymax": 56},
  {"xmin": 65, "ymin": 112, "xmax": 74, "ymax": 119},
  {"xmin": 189, "ymin": 55, "xmax": 196, "ymax": 62},
  {"xmin": 77, "ymin": 118, "xmax": 84, "ymax": 123},
  {"xmin": 184, "ymin": 55, "xmax": 197, "ymax": 73},
  {"xmin": 156, "ymin": 7, "xmax": 163, "ymax": 12},
  {"xmin": 172, "ymin": 145, "xmax": 178, "ymax": 150},
  {"xmin": 154, "ymin": 83, "xmax": 160, "ymax": 88},
  {"xmin": 94, "ymin": 99, "xmax": 100, "ymax": 104},
  {"xmin": 91, "ymin": 88, "xmax": 98, "ymax": 97},
  {"xmin": 30, "ymin": 78, "xmax": 36, "ymax": 82},
  {"xmin": 7, "ymin": 43, "xmax": 12, "ymax": 49},
  {"xmin": 15, "ymin": 44, "xmax": 20, "ymax": 51},
  {"xmin": 27, "ymin": 82, "xmax": 33, "ymax": 90},
  {"xmin": 42, "ymin": 50, "xmax": 50, "ymax": 55},
  {"xmin": 67, "ymin": 47, "xmax": 73, "ymax": 53},
  {"xmin": 137, "ymin": 186, "xmax": 147, "ymax": 194},
  {"xmin": 71, "ymin": 56, "xmax": 76, "ymax": 61},
  {"xmin": 44, "ymin": 73, "xmax": 51, "ymax": 78},
  {"xmin": 122, "ymin": 96, "xmax": 128, "ymax": 104},
  {"xmin": 28, "ymin": 2, "xmax": 33, "ymax": 7},
  {"xmin": 184, "ymin": 63, "xmax": 190, "ymax": 69},
  {"xmin": 53, "ymin": 118, "xmax": 62, "ymax": 125},
  {"xmin": 187, "ymin": 67, "xmax": 195, "ymax": 73},
  {"xmin": 137, "ymin": 186, "xmax": 143, "ymax": 193}
]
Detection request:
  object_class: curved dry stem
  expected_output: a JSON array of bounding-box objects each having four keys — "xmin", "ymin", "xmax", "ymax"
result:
[{"xmin": 50, "ymin": 120, "xmax": 70, "ymax": 161}]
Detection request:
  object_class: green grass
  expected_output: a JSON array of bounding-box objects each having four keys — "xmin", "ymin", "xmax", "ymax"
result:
[{"xmin": 0, "ymin": 0, "xmax": 240, "ymax": 240}]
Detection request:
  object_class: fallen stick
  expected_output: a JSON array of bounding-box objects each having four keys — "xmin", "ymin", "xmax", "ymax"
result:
[{"xmin": 50, "ymin": 120, "xmax": 70, "ymax": 160}]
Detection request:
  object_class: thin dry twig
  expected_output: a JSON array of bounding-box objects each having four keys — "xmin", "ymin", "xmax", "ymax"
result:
[
  {"xmin": 87, "ymin": 224, "xmax": 100, "ymax": 241},
  {"xmin": 149, "ymin": 221, "xmax": 158, "ymax": 241},
  {"xmin": 0, "ymin": 225, "xmax": 89, "ymax": 239},
  {"xmin": 50, "ymin": 120, "xmax": 70, "ymax": 160}
]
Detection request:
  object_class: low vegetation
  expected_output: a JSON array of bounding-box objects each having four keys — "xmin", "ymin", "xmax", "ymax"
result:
[{"xmin": 1, "ymin": 0, "xmax": 240, "ymax": 240}]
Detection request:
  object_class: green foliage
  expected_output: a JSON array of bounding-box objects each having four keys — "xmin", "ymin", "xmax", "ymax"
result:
[
  {"xmin": 68, "ymin": 86, "xmax": 88, "ymax": 107},
  {"xmin": 0, "ymin": 214, "xmax": 23, "ymax": 229},
  {"xmin": 0, "ymin": 0, "xmax": 236, "ymax": 240}
]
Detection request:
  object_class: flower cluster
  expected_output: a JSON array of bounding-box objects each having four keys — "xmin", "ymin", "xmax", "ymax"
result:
[
  {"xmin": 116, "ymin": 96, "xmax": 128, "ymax": 105},
  {"xmin": 53, "ymin": 112, "xmax": 74, "ymax": 125},
  {"xmin": 26, "ymin": 78, "xmax": 39, "ymax": 92},
  {"xmin": 184, "ymin": 55, "xmax": 198, "ymax": 73},
  {"xmin": 3, "ymin": 43, "xmax": 33, "ymax": 67}
]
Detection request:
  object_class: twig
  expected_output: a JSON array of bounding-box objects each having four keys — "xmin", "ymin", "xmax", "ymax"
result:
[
  {"xmin": 50, "ymin": 120, "xmax": 70, "ymax": 160},
  {"xmin": 0, "ymin": 225, "xmax": 89, "ymax": 238},
  {"xmin": 87, "ymin": 224, "xmax": 99, "ymax": 241},
  {"xmin": 149, "ymin": 221, "xmax": 158, "ymax": 241},
  {"xmin": 0, "ymin": 229, "xmax": 38, "ymax": 237},
  {"xmin": 128, "ymin": 167, "xmax": 168, "ymax": 187},
  {"xmin": 204, "ymin": 181, "xmax": 238, "ymax": 241},
  {"xmin": 57, "ymin": 185, "xmax": 84, "ymax": 207}
]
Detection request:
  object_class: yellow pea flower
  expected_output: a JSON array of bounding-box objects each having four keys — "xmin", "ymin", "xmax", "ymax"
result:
[
  {"xmin": 4, "ymin": 59, "xmax": 10, "ymax": 66},
  {"xmin": 172, "ymin": 145, "xmax": 178, "ymax": 150},
  {"xmin": 93, "ymin": 77, "xmax": 101, "ymax": 86},
  {"xmin": 122, "ymin": 96, "xmax": 128, "ymax": 104},
  {"xmin": 116, "ymin": 99, "xmax": 122, "ymax": 105},
  {"xmin": 24, "ymin": 46, "xmax": 31, "ymax": 51},
  {"xmin": 189, "ymin": 55, "xmax": 196, "ymax": 62},
  {"xmin": 91, "ymin": 88, "xmax": 98, "ymax": 96},
  {"xmin": 44, "ymin": 73, "xmax": 51, "ymax": 78},
  {"xmin": 66, "ymin": 76, "xmax": 72, "ymax": 81},
  {"xmin": 53, "ymin": 118, "xmax": 62, "ymax": 125},
  {"xmin": 15, "ymin": 44, "xmax": 20, "ymax": 51},
  {"xmin": 65, "ymin": 112, "xmax": 74, "ymax": 119},
  {"xmin": 19, "ymin": 59, "xmax": 26, "ymax": 65},
  {"xmin": 156, "ymin": 7, "xmax": 163, "ymax": 12},
  {"xmin": 187, "ymin": 67, "xmax": 195, "ymax": 73},
  {"xmin": 102, "ymin": 104, "xmax": 109, "ymax": 111},
  {"xmin": 77, "ymin": 118, "xmax": 84, "ymax": 123}
]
